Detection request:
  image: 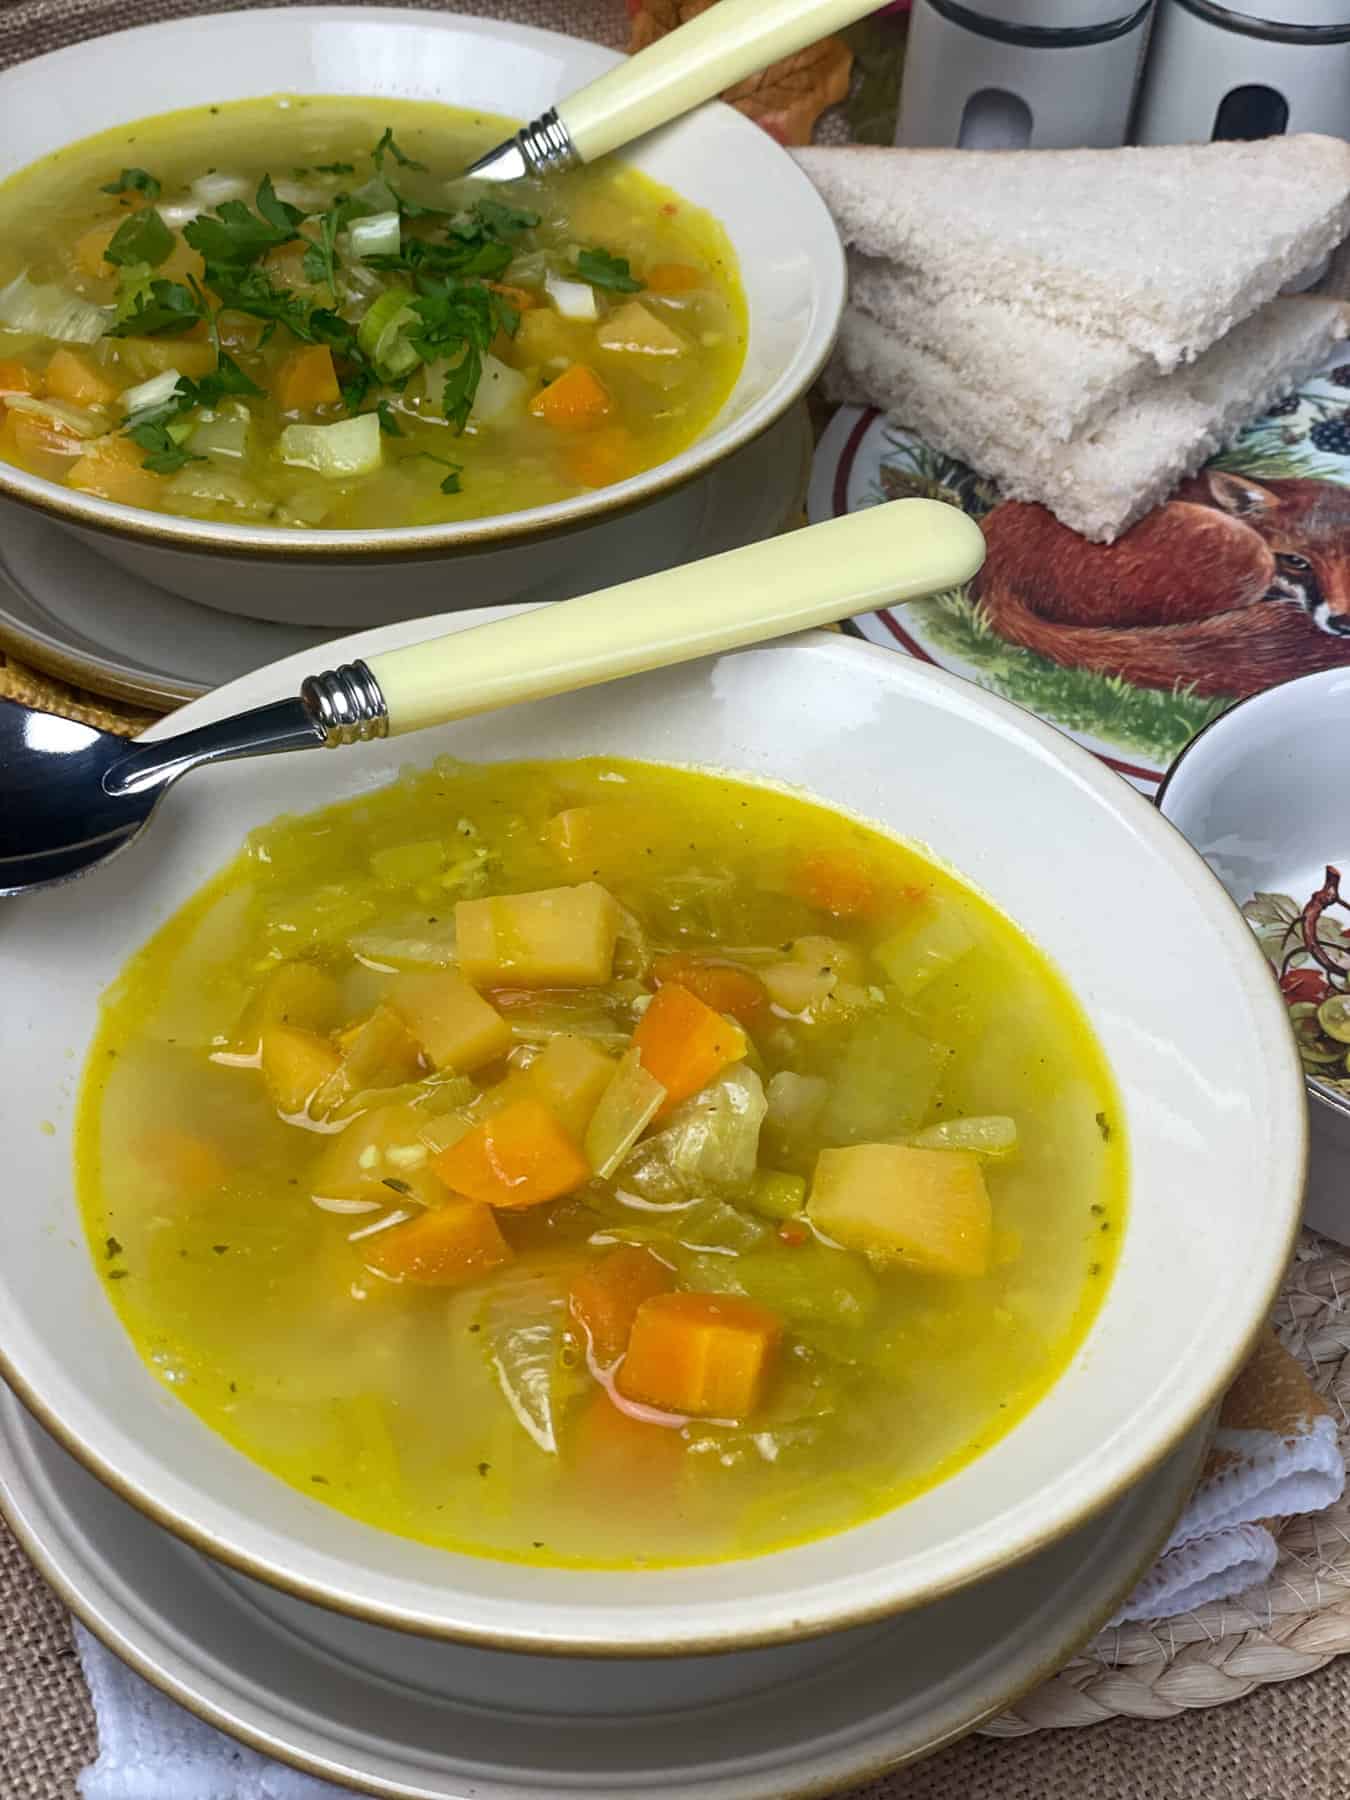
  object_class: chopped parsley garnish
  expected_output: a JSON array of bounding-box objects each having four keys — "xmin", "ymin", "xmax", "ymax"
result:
[
  {"xmin": 474, "ymin": 198, "xmax": 541, "ymax": 240},
  {"xmin": 302, "ymin": 203, "xmax": 342, "ymax": 296},
  {"xmin": 408, "ymin": 450, "xmax": 463, "ymax": 494},
  {"xmin": 376, "ymin": 399, "xmax": 405, "ymax": 437},
  {"xmin": 372, "ymin": 127, "xmax": 428, "ymax": 173},
  {"xmin": 184, "ymin": 175, "xmax": 301, "ymax": 270},
  {"xmin": 575, "ymin": 246, "xmax": 643, "ymax": 292},
  {"xmin": 106, "ymin": 278, "xmax": 206, "ymax": 337},
  {"xmin": 105, "ymin": 1235, "xmax": 123, "ymax": 1260},
  {"xmin": 104, "ymin": 207, "xmax": 175, "ymax": 269},
  {"xmin": 100, "ymin": 167, "xmax": 161, "ymax": 202},
  {"xmin": 124, "ymin": 417, "xmax": 202, "ymax": 474},
  {"xmin": 121, "ymin": 353, "xmax": 263, "ymax": 469},
  {"xmin": 314, "ymin": 160, "xmax": 356, "ymax": 176},
  {"xmin": 382, "ymin": 1177, "xmax": 412, "ymax": 1195}
]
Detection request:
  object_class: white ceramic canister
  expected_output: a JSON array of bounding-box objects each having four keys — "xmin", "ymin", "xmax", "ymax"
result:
[
  {"xmin": 896, "ymin": 0, "xmax": 1155, "ymax": 149},
  {"xmin": 1134, "ymin": 0, "xmax": 1350, "ymax": 145}
]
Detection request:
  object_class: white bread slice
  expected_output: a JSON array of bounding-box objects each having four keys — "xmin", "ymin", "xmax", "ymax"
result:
[
  {"xmin": 849, "ymin": 253, "xmax": 1147, "ymax": 444},
  {"xmin": 830, "ymin": 297, "xmax": 1349, "ymax": 542},
  {"xmin": 797, "ymin": 138, "xmax": 1350, "ymax": 372}
]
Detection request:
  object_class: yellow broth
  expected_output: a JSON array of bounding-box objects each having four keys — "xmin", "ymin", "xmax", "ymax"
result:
[
  {"xmin": 77, "ymin": 759, "xmax": 1125, "ymax": 1569},
  {"xmin": 0, "ymin": 97, "xmax": 745, "ymax": 528}
]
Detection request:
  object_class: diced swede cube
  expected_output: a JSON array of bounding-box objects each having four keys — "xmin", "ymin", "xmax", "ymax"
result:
[
  {"xmin": 260, "ymin": 1024, "xmax": 341, "ymax": 1116},
  {"xmin": 596, "ymin": 300, "xmax": 686, "ymax": 359},
  {"xmin": 528, "ymin": 1034, "xmax": 616, "ymax": 1141},
  {"xmin": 545, "ymin": 272, "xmax": 598, "ymax": 321},
  {"xmin": 388, "ymin": 969, "xmax": 511, "ymax": 1072},
  {"xmin": 456, "ymin": 882, "xmax": 620, "ymax": 988},
  {"xmin": 807, "ymin": 1143, "xmax": 992, "ymax": 1278}
]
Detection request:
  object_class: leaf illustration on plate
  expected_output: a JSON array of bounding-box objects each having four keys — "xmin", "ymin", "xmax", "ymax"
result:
[{"xmin": 627, "ymin": 0, "xmax": 854, "ymax": 146}]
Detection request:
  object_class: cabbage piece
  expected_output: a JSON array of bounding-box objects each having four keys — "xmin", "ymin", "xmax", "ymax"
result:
[
  {"xmin": 622, "ymin": 1066, "xmax": 767, "ymax": 1201},
  {"xmin": 911, "ymin": 1115, "xmax": 1018, "ymax": 1158},
  {"xmin": 681, "ymin": 1242, "xmax": 879, "ymax": 1330},
  {"xmin": 121, "ymin": 369, "xmax": 184, "ymax": 417},
  {"xmin": 585, "ymin": 1047, "xmax": 665, "ymax": 1179},
  {"xmin": 675, "ymin": 1198, "xmax": 769, "ymax": 1255},
  {"xmin": 820, "ymin": 1014, "xmax": 951, "ymax": 1145},
  {"xmin": 0, "ymin": 273, "xmax": 111, "ymax": 344},
  {"xmin": 349, "ymin": 211, "xmax": 401, "ymax": 261},
  {"xmin": 165, "ymin": 465, "xmax": 272, "ymax": 519},
  {"xmin": 188, "ymin": 402, "xmax": 251, "ymax": 462},
  {"xmin": 499, "ymin": 987, "xmax": 640, "ymax": 1053},
  {"xmin": 279, "ymin": 412, "xmax": 382, "ymax": 479},
  {"xmin": 478, "ymin": 1262, "xmax": 588, "ymax": 1455},
  {"xmin": 349, "ymin": 915, "xmax": 458, "ymax": 972},
  {"xmin": 3, "ymin": 394, "xmax": 107, "ymax": 439}
]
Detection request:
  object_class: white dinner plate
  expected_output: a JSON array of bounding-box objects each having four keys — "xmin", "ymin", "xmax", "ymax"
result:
[
  {"xmin": 0, "ymin": 403, "xmax": 812, "ymax": 709},
  {"xmin": 0, "ymin": 1384, "xmax": 1207, "ymax": 1800}
]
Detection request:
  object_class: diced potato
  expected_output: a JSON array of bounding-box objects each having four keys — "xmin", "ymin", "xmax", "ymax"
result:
[
  {"xmin": 788, "ymin": 935, "xmax": 866, "ymax": 984},
  {"xmin": 807, "ymin": 1143, "xmax": 992, "ymax": 1278},
  {"xmin": 761, "ymin": 960, "xmax": 836, "ymax": 1016},
  {"xmin": 528, "ymin": 1034, "xmax": 616, "ymax": 1141},
  {"xmin": 596, "ymin": 300, "xmax": 687, "ymax": 361},
  {"xmin": 362, "ymin": 1200, "xmax": 512, "ymax": 1287},
  {"xmin": 387, "ymin": 969, "xmax": 511, "ymax": 1072},
  {"xmin": 455, "ymin": 883, "xmax": 620, "ymax": 989},
  {"xmin": 252, "ymin": 960, "xmax": 341, "ymax": 1042},
  {"xmin": 260, "ymin": 1024, "xmax": 342, "ymax": 1116},
  {"xmin": 616, "ymin": 1291, "xmax": 782, "ymax": 1419},
  {"xmin": 543, "ymin": 806, "xmax": 639, "ymax": 877},
  {"xmin": 513, "ymin": 307, "xmax": 584, "ymax": 368}
]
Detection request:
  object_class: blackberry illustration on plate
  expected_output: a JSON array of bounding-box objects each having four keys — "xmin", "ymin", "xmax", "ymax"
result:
[
  {"xmin": 1329, "ymin": 365, "xmax": 1350, "ymax": 388},
  {"xmin": 1309, "ymin": 414, "xmax": 1350, "ymax": 456},
  {"xmin": 1266, "ymin": 392, "xmax": 1302, "ymax": 418}
]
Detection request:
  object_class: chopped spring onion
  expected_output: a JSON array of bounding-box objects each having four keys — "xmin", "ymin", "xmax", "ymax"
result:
[
  {"xmin": 348, "ymin": 211, "xmax": 401, "ymax": 261},
  {"xmin": 584, "ymin": 1046, "xmax": 665, "ymax": 1180},
  {"xmin": 278, "ymin": 412, "xmax": 382, "ymax": 479},
  {"xmin": 356, "ymin": 289, "xmax": 419, "ymax": 382},
  {"xmin": 910, "ymin": 1116, "xmax": 1018, "ymax": 1158},
  {"xmin": 3, "ymin": 394, "xmax": 108, "ymax": 438},
  {"xmin": 544, "ymin": 272, "xmax": 597, "ymax": 322},
  {"xmin": 121, "ymin": 369, "xmax": 183, "ymax": 418},
  {"xmin": 0, "ymin": 273, "xmax": 111, "ymax": 346},
  {"xmin": 468, "ymin": 352, "xmax": 531, "ymax": 427}
]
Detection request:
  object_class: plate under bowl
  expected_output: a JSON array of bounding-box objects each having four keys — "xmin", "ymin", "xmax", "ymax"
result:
[{"xmin": 0, "ymin": 611, "xmax": 1304, "ymax": 1656}]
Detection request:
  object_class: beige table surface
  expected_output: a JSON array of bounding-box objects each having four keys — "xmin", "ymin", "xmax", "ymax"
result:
[{"xmin": 3, "ymin": 0, "xmax": 1350, "ymax": 1793}]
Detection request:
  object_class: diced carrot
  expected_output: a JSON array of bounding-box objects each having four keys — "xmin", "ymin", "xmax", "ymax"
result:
[
  {"xmin": 528, "ymin": 362, "xmax": 611, "ymax": 430},
  {"xmin": 644, "ymin": 262, "xmax": 705, "ymax": 293},
  {"xmin": 44, "ymin": 348, "xmax": 119, "ymax": 409},
  {"xmin": 67, "ymin": 435, "xmax": 164, "ymax": 509},
  {"xmin": 275, "ymin": 344, "xmax": 340, "ymax": 413},
  {"xmin": 136, "ymin": 1128, "xmax": 231, "ymax": 1193},
  {"xmin": 488, "ymin": 282, "xmax": 537, "ymax": 312},
  {"xmin": 790, "ymin": 848, "xmax": 898, "ymax": 921},
  {"xmin": 631, "ymin": 983, "xmax": 748, "ymax": 1117},
  {"xmin": 568, "ymin": 1246, "xmax": 674, "ymax": 1367},
  {"xmin": 651, "ymin": 954, "xmax": 767, "ymax": 1029},
  {"xmin": 431, "ymin": 1097, "xmax": 590, "ymax": 1210},
  {"xmin": 0, "ymin": 360, "xmax": 41, "ymax": 399},
  {"xmin": 570, "ymin": 1389, "xmax": 684, "ymax": 1492},
  {"xmin": 616, "ymin": 1291, "xmax": 782, "ymax": 1419},
  {"xmin": 362, "ymin": 1199, "xmax": 512, "ymax": 1287},
  {"xmin": 0, "ymin": 408, "xmax": 86, "ymax": 479},
  {"xmin": 260, "ymin": 1023, "xmax": 342, "ymax": 1116},
  {"xmin": 565, "ymin": 424, "xmax": 639, "ymax": 489}
]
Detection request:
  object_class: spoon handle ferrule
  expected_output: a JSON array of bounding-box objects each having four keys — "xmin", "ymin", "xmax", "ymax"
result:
[
  {"xmin": 300, "ymin": 662, "xmax": 391, "ymax": 747},
  {"xmin": 462, "ymin": 110, "xmax": 579, "ymax": 184}
]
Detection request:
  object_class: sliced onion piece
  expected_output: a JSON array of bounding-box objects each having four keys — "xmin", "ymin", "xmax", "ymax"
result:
[{"xmin": 278, "ymin": 412, "xmax": 383, "ymax": 479}]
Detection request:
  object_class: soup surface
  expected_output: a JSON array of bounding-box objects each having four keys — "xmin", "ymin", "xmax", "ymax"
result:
[
  {"xmin": 78, "ymin": 759, "xmax": 1124, "ymax": 1568},
  {"xmin": 0, "ymin": 97, "xmax": 745, "ymax": 528}
]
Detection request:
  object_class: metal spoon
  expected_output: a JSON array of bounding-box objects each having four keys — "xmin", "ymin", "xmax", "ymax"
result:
[
  {"xmin": 467, "ymin": 0, "xmax": 885, "ymax": 182},
  {"xmin": 0, "ymin": 500, "xmax": 985, "ymax": 898}
]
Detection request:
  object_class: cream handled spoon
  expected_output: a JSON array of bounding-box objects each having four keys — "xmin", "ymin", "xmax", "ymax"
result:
[
  {"xmin": 0, "ymin": 498, "xmax": 985, "ymax": 898},
  {"xmin": 466, "ymin": 0, "xmax": 886, "ymax": 180}
]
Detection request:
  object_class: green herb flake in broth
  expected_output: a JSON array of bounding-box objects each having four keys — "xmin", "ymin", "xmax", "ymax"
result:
[
  {"xmin": 100, "ymin": 167, "xmax": 161, "ymax": 202},
  {"xmin": 104, "ymin": 208, "xmax": 175, "ymax": 270},
  {"xmin": 371, "ymin": 127, "xmax": 428, "ymax": 174},
  {"xmin": 575, "ymin": 246, "xmax": 643, "ymax": 292}
]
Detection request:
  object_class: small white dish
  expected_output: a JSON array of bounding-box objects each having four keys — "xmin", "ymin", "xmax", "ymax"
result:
[
  {"xmin": 0, "ymin": 607, "xmax": 1304, "ymax": 1655},
  {"xmin": 0, "ymin": 1385, "xmax": 1209, "ymax": 1799},
  {"xmin": 0, "ymin": 8, "xmax": 843, "ymax": 625},
  {"xmin": 1158, "ymin": 666, "xmax": 1350, "ymax": 1245},
  {"xmin": 0, "ymin": 403, "xmax": 811, "ymax": 705}
]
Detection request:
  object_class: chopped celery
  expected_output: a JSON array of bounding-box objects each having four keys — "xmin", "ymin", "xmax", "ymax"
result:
[
  {"xmin": 763, "ymin": 1071, "xmax": 827, "ymax": 1164},
  {"xmin": 675, "ymin": 1198, "xmax": 769, "ymax": 1255},
  {"xmin": 503, "ymin": 990, "xmax": 634, "ymax": 1053},
  {"xmin": 279, "ymin": 413, "xmax": 382, "ymax": 479},
  {"xmin": 911, "ymin": 1115, "xmax": 1018, "ymax": 1158},
  {"xmin": 873, "ymin": 909, "xmax": 977, "ymax": 999},
  {"xmin": 3, "ymin": 394, "xmax": 107, "ymax": 438},
  {"xmin": 734, "ymin": 1245, "xmax": 880, "ymax": 1329},
  {"xmin": 584, "ymin": 1046, "xmax": 665, "ymax": 1179},
  {"xmin": 348, "ymin": 211, "xmax": 401, "ymax": 261},
  {"xmin": 370, "ymin": 840, "xmax": 446, "ymax": 890},
  {"xmin": 121, "ymin": 369, "xmax": 183, "ymax": 417},
  {"xmin": 0, "ymin": 272, "xmax": 111, "ymax": 344},
  {"xmin": 621, "ymin": 1066, "xmax": 767, "ymax": 1199},
  {"xmin": 821, "ymin": 1013, "xmax": 951, "ymax": 1144},
  {"xmin": 748, "ymin": 1169, "xmax": 807, "ymax": 1222},
  {"xmin": 188, "ymin": 403, "xmax": 251, "ymax": 462},
  {"xmin": 263, "ymin": 883, "xmax": 379, "ymax": 950}
]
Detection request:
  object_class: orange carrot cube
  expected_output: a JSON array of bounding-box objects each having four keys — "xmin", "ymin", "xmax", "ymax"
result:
[
  {"xmin": 528, "ymin": 362, "xmax": 611, "ymax": 429},
  {"xmin": 616, "ymin": 1291, "xmax": 782, "ymax": 1419},
  {"xmin": 275, "ymin": 345, "xmax": 340, "ymax": 413},
  {"xmin": 431, "ymin": 1097, "xmax": 590, "ymax": 1210},
  {"xmin": 568, "ymin": 1245, "xmax": 674, "ymax": 1366},
  {"xmin": 66, "ymin": 436, "xmax": 164, "ymax": 510},
  {"xmin": 44, "ymin": 348, "xmax": 120, "ymax": 409},
  {"xmin": 363, "ymin": 1200, "xmax": 512, "ymax": 1286},
  {"xmin": 631, "ymin": 982, "xmax": 748, "ymax": 1116},
  {"xmin": 0, "ymin": 359, "xmax": 42, "ymax": 399},
  {"xmin": 644, "ymin": 263, "xmax": 705, "ymax": 293},
  {"xmin": 651, "ymin": 954, "xmax": 767, "ymax": 1029}
]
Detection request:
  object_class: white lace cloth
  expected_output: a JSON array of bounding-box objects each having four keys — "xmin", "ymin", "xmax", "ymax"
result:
[{"xmin": 76, "ymin": 1412, "xmax": 1345, "ymax": 1798}]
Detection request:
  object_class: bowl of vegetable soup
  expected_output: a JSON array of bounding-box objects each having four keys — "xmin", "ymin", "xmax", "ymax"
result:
[
  {"xmin": 0, "ymin": 9, "xmax": 842, "ymax": 626},
  {"xmin": 0, "ymin": 611, "xmax": 1305, "ymax": 1657}
]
